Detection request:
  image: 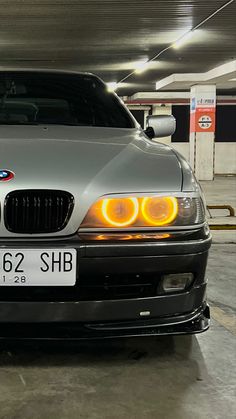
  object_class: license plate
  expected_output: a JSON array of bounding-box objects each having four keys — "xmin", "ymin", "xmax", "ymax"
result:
[{"xmin": 0, "ymin": 249, "xmax": 77, "ymax": 286}]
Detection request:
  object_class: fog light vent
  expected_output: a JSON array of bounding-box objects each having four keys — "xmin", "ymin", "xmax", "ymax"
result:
[{"xmin": 162, "ymin": 273, "xmax": 193, "ymax": 293}]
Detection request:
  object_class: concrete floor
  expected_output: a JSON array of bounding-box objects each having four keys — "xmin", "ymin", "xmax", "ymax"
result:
[
  {"xmin": 0, "ymin": 244, "xmax": 235, "ymax": 419},
  {"xmin": 200, "ymin": 175, "xmax": 236, "ymax": 210},
  {"xmin": 0, "ymin": 177, "xmax": 236, "ymax": 419}
]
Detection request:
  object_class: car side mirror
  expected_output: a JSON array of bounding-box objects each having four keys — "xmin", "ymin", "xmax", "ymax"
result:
[{"xmin": 145, "ymin": 115, "xmax": 176, "ymax": 139}]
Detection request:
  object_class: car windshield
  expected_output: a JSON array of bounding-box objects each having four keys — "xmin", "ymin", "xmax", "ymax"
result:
[{"xmin": 0, "ymin": 71, "xmax": 134, "ymax": 128}]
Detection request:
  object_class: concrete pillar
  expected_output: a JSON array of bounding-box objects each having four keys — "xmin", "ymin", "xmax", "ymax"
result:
[
  {"xmin": 189, "ymin": 85, "xmax": 216, "ymax": 180},
  {"xmin": 152, "ymin": 104, "xmax": 172, "ymax": 145}
]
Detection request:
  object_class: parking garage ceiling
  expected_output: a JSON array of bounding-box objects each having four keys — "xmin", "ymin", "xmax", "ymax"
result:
[{"xmin": 0, "ymin": 0, "xmax": 236, "ymax": 95}]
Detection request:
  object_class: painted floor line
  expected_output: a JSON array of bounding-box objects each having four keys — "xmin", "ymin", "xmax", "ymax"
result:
[{"xmin": 210, "ymin": 306, "xmax": 236, "ymax": 336}]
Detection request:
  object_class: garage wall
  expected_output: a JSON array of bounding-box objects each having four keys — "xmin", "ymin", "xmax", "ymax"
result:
[
  {"xmin": 170, "ymin": 142, "xmax": 236, "ymax": 174},
  {"xmin": 214, "ymin": 143, "xmax": 236, "ymax": 174},
  {"xmin": 129, "ymin": 104, "xmax": 236, "ymax": 175},
  {"xmin": 170, "ymin": 104, "xmax": 236, "ymax": 174},
  {"xmin": 169, "ymin": 143, "xmax": 189, "ymax": 161}
]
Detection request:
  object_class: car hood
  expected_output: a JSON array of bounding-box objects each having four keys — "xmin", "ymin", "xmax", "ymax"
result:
[{"xmin": 0, "ymin": 125, "xmax": 182, "ymax": 236}]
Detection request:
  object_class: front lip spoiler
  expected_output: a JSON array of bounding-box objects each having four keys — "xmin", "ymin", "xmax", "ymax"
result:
[{"xmin": 0, "ymin": 305, "xmax": 210, "ymax": 341}]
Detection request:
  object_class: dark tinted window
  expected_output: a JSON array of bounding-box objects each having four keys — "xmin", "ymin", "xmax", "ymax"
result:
[
  {"xmin": 130, "ymin": 110, "xmax": 144, "ymax": 128},
  {"xmin": 215, "ymin": 106, "xmax": 236, "ymax": 142},
  {"xmin": 0, "ymin": 72, "xmax": 134, "ymax": 128},
  {"xmin": 172, "ymin": 105, "xmax": 190, "ymax": 142}
]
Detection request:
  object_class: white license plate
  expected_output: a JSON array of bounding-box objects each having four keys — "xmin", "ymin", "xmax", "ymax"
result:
[{"xmin": 0, "ymin": 249, "xmax": 77, "ymax": 286}]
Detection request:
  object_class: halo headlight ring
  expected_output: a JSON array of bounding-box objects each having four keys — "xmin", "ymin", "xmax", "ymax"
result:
[
  {"xmin": 101, "ymin": 197, "xmax": 139, "ymax": 227},
  {"xmin": 141, "ymin": 196, "xmax": 178, "ymax": 226}
]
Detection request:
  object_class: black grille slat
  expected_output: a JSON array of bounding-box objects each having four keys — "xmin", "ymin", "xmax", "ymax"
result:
[
  {"xmin": 22, "ymin": 197, "xmax": 26, "ymax": 229},
  {"xmin": 35, "ymin": 196, "xmax": 41, "ymax": 230},
  {"xmin": 59, "ymin": 197, "xmax": 64, "ymax": 227},
  {"xmin": 5, "ymin": 190, "xmax": 74, "ymax": 234},
  {"xmin": 44, "ymin": 197, "xmax": 49, "ymax": 230}
]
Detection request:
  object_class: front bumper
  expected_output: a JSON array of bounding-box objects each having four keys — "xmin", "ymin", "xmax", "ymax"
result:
[
  {"xmin": 0, "ymin": 229, "xmax": 212, "ymax": 339},
  {"xmin": 0, "ymin": 304, "xmax": 210, "ymax": 340}
]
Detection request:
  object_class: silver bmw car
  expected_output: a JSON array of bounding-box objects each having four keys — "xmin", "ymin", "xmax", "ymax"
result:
[{"xmin": 0, "ymin": 70, "xmax": 211, "ymax": 339}]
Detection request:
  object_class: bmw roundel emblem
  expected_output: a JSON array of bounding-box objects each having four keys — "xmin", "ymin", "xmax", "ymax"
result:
[{"xmin": 0, "ymin": 170, "xmax": 15, "ymax": 182}]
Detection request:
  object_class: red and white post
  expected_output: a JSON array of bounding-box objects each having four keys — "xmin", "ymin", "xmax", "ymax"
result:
[{"xmin": 189, "ymin": 85, "xmax": 216, "ymax": 180}]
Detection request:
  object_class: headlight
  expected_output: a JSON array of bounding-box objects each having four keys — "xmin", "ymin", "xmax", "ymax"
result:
[
  {"xmin": 101, "ymin": 197, "xmax": 139, "ymax": 227},
  {"xmin": 141, "ymin": 197, "xmax": 178, "ymax": 226},
  {"xmin": 80, "ymin": 195, "xmax": 205, "ymax": 229}
]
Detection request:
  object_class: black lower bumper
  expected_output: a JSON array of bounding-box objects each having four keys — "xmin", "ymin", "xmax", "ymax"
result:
[
  {"xmin": 0, "ymin": 304, "xmax": 210, "ymax": 340},
  {"xmin": 0, "ymin": 230, "xmax": 212, "ymax": 339}
]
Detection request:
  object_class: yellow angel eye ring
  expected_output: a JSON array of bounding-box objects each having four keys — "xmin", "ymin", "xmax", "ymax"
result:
[
  {"xmin": 141, "ymin": 196, "xmax": 178, "ymax": 226},
  {"xmin": 101, "ymin": 197, "xmax": 139, "ymax": 227}
]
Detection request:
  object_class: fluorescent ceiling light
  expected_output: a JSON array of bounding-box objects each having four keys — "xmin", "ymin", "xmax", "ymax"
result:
[
  {"xmin": 135, "ymin": 61, "xmax": 149, "ymax": 74},
  {"xmin": 229, "ymin": 78, "xmax": 236, "ymax": 81},
  {"xmin": 107, "ymin": 82, "xmax": 119, "ymax": 92},
  {"xmin": 172, "ymin": 31, "xmax": 194, "ymax": 49},
  {"xmin": 118, "ymin": 1, "xmax": 234, "ymax": 84}
]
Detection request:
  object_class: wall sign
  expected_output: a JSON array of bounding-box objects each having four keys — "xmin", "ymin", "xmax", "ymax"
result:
[
  {"xmin": 190, "ymin": 91, "xmax": 216, "ymax": 133},
  {"xmin": 198, "ymin": 115, "xmax": 212, "ymax": 130}
]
